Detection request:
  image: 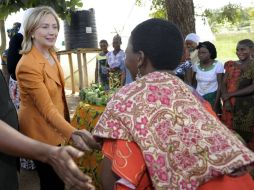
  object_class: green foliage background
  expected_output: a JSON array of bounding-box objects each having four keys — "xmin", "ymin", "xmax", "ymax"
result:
[
  {"xmin": 135, "ymin": 1, "xmax": 254, "ymax": 63},
  {"xmin": 0, "ymin": 0, "xmax": 83, "ymax": 20},
  {"xmin": 214, "ymin": 32, "xmax": 254, "ymax": 62}
]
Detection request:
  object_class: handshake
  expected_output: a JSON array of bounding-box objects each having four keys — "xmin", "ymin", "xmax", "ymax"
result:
[
  {"xmin": 70, "ymin": 129, "xmax": 101, "ymax": 152},
  {"xmin": 48, "ymin": 129, "xmax": 101, "ymax": 190}
]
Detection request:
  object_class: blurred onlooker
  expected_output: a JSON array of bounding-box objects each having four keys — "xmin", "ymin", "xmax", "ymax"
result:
[
  {"xmin": 7, "ymin": 21, "xmax": 23, "ymax": 111},
  {"xmin": 7, "ymin": 22, "xmax": 21, "ymax": 39},
  {"xmin": 106, "ymin": 34, "xmax": 133, "ymax": 88},
  {"xmin": 107, "ymin": 34, "xmax": 126, "ymax": 89},
  {"xmin": 185, "ymin": 33, "xmax": 200, "ymax": 65},
  {"xmin": 221, "ymin": 39, "xmax": 254, "ymax": 151},
  {"xmin": 1, "ymin": 50, "xmax": 9, "ymax": 83},
  {"xmin": 0, "ymin": 22, "xmax": 21, "ymax": 84},
  {"xmin": 6, "ymin": 9, "xmax": 37, "ymax": 171},
  {"xmin": 175, "ymin": 33, "xmax": 200, "ymax": 85},
  {"xmin": 95, "ymin": 40, "xmax": 109, "ymax": 90},
  {"xmin": 174, "ymin": 44, "xmax": 192, "ymax": 83}
]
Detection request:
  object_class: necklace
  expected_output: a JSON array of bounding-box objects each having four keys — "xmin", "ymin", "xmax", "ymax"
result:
[
  {"xmin": 43, "ymin": 53, "xmax": 55, "ymax": 65},
  {"xmin": 44, "ymin": 54, "xmax": 51, "ymax": 60},
  {"xmin": 199, "ymin": 62, "xmax": 215, "ymax": 71}
]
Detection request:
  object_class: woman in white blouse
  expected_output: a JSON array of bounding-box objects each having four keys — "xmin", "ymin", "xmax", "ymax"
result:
[{"xmin": 192, "ymin": 41, "xmax": 224, "ymax": 114}]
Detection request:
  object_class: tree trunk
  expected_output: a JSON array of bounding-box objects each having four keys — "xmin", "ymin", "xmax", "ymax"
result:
[
  {"xmin": 165, "ymin": 0, "xmax": 195, "ymax": 38},
  {"xmin": 0, "ymin": 19, "xmax": 6, "ymax": 54}
]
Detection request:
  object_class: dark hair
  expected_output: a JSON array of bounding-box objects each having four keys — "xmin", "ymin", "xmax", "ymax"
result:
[
  {"xmin": 7, "ymin": 22, "xmax": 21, "ymax": 38},
  {"xmin": 113, "ymin": 34, "xmax": 122, "ymax": 42},
  {"xmin": 237, "ymin": 39, "xmax": 254, "ymax": 49},
  {"xmin": 99, "ymin": 39, "xmax": 108, "ymax": 45},
  {"xmin": 130, "ymin": 18, "xmax": 183, "ymax": 70},
  {"xmin": 13, "ymin": 22, "xmax": 21, "ymax": 29},
  {"xmin": 197, "ymin": 41, "xmax": 217, "ymax": 59}
]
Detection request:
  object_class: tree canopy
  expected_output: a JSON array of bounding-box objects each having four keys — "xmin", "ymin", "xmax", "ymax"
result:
[
  {"xmin": 0, "ymin": 0, "xmax": 83, "ymax": 53},
  {"xmin": 135, "ymin": 0, "xmax": 254, "ymax": 34},
  {"xmin": 136, "ymin": 0, "xmax": 167, "ymax": 19},
  {"xmin": 0, "ymin": 0, "xmax": 83, "ymax": 20},
  {"xmin": 204, "ymin": 4, "xmax": 254, "ymax": 33},
  {"xmin": 136, "ymin": 0, "xmax": 195, "ymax": 37}
]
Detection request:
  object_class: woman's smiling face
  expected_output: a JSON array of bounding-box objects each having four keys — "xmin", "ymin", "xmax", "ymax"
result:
[
  {"xmin": 32, "ymin": 13, "xmax": 59, "ymax": 49},
  {"xmin": 236, "ymin": 44, "xmax": 252, "ymax": 61}
]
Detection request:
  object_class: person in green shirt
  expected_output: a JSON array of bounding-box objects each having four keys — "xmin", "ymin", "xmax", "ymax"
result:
[{"xmin": 95, "ymin": 40, "xmax": 109, "ymax": 90}]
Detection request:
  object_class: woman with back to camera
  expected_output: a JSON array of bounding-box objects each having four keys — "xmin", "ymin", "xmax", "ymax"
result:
[
  {"xmin": 93, "ymin": 18, "xmax": 254, "ymax": 190},
  {"xmin": 16, "ymin": 6, "xmax": 100, "ymax": 190}
]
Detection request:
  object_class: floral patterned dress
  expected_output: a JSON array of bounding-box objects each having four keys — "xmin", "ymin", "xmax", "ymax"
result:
[
  {"xmin": 221, "ymin": 60, "xmax": 254, "ymax": 150},
  {"xmin": 106, "ymin": 50, "xmax": 125, "ymax": 89},
  {"xmin": 93, "ymin": 71, "xmax": 254, "ymax": 190}
]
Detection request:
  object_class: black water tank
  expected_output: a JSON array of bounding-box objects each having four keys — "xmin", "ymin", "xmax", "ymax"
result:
[{"xmin": 64, "ymin": 9, "xmax": 98, "ymax": 50}]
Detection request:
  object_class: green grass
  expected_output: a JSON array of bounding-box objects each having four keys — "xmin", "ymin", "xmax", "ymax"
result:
[{"xmin": 214, "ymin": 32, "xmax": 254, "ymax": 63}]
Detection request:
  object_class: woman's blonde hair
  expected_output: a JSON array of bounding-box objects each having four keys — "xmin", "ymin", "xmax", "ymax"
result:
[{"xmin": 20, "ymin": 6, "xmax": 60, "ymax": 54}]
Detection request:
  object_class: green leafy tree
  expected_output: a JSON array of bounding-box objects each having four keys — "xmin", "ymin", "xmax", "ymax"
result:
[
  {"xmin": 136, "ymin": 0, "xmax": 167, "ymax": 19},
  {"xmin": 136, "ymin": 0, "xmax": 195, "ymax": 37},
  {"xmin": 204, "ymin": 4, "xmax": 253, "ymax": 33},
  {"xmin": 136, "ymin": 1, "xmax": 254, "ymax": 36},
  {"xmin": 150, "ymin": 4, "xmax": 167, "ymax": 19},
  {"xmin": 0, "ymin": 0, "xmax": 83, "ymax": 53}
]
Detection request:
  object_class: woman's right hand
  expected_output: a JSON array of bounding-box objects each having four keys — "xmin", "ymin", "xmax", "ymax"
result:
[
  {"xmin": 70, "ymin": 130, "xmax": 101, "ymax": 151},
  {"xmin": 47, "ymin": 146, "xmax": 95, "ymax": 190}
]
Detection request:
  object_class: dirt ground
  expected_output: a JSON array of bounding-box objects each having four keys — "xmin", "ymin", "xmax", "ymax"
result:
[{"xmin": 18, "ymin": 90, "xmax": 80, "ymax": 190}]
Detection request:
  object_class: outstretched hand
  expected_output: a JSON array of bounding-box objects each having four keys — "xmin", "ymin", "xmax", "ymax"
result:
[
  {"xmin": 47, "ymin": 146, "xmax": 95, "ymax": 190},
  {"xmin": 221, "ymin": 93, "xmax": 231, "ymax": 101},
  {"xmin": 71, "ymin": 129, "xmax": 101, "ymax": 151}
]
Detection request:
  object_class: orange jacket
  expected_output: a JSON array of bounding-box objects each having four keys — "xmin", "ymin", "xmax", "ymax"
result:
[{"xmin": 16, "ymin": 46, "xmax": 75, "ymax": 145}]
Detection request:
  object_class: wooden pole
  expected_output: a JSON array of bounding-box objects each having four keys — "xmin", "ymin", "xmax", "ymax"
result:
[
  {"xmin": 68, "ymin": 53, "xmax": 75, "ymax": 94},
  {"xmin": 57, "ymin": 48, "xmax": 101, "ymax": 91},
  {"xmin": 77, "ymin": 52, "xmax": 83, "ymax": 90},
  {"xmin": 82, "ymin": 52, "xmax": 88, "ymax": 87}
]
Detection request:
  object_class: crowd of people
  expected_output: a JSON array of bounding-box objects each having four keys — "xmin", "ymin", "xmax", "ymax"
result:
[
  {"xmin": 0, "ymin": 5, "xmax": 254, "ymax": 190},
  {"xmin": 95, "ymin": 34, "xmax": 133, "ymax": 90},
  {"xmin": 179, "ymin": 36, "xmax": 254, "ymax": 152},
  {"xmin": 93, "ymin": 18, "xmax": 254, "ymax": 190}
]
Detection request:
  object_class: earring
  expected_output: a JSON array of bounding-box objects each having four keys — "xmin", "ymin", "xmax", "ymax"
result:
[
  {"xmin": 31, "ymin": 35, "xmax": 34, "ymax": 39},
  {"xmin": 136, "ymin": 67, "xmax": 142, "ymax": 80}
]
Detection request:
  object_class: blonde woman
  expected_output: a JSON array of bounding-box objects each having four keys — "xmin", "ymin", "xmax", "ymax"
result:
[{"xmin": 16, "ymin": 6, "xmax": 100, "ymax": 189}]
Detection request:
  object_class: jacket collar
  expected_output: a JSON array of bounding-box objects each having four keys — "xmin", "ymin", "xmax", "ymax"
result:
[{"xmin": 30, "ymin": 46, "xmax": 64, "ymax": 86}]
